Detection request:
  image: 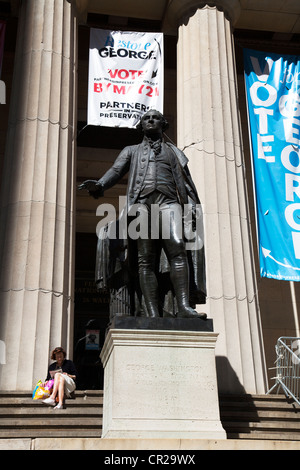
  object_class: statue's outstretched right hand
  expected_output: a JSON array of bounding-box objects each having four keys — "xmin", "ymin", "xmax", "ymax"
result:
[{"xmin": 78, "ymin": 180, "xmax": 104, "ymax": 199}]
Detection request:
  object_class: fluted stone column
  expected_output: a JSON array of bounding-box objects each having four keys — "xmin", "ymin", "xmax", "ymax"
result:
[
  {"xmin": 167, "ymin": 1, "xmax": 268, "ymax": 394},
  {"xmin": 0, "ymin": 0, "xmax": 78, "ymax": 390}
]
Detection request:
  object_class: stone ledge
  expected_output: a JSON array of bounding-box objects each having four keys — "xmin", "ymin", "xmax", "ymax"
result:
[
  {"xmin": 2, "ymin": 437, "xmax": 300, "ymax": 450},
  {"xmin": 108, "ymin": 316, "xmax": 213, "ymax": 332}
]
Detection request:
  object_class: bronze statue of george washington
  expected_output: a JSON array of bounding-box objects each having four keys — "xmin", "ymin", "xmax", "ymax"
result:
[{"xmin": 79, "ymin": 110, "xmax": 206, "ymax": 320}]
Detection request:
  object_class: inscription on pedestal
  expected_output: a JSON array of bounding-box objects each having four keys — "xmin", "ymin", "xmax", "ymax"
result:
[{"xmin": 114, "ymin": 346, "xmax": 218, "ymax": 420}]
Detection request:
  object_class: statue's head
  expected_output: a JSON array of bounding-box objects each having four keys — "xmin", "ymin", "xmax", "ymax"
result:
[{"xmin": 137, "ymin": 109, "xmax": 169, "ymax": 134}]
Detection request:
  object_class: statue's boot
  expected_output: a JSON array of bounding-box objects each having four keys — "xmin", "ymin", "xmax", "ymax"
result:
[
  {"xmin": 171, "ymin": 255, "xmax": 207, "ymax": 320},
  {"xmin": 139, "ymin": 268, "xmax": 160, "ymax": 317},
  {"xmin": 146, "ymin": 304, "xmax": 160, "ymax": 318}
]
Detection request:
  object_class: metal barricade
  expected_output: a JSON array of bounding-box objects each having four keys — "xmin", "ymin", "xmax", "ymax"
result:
[{"xmin": 267, "ymin": 336, "xmax": 300, "ymax": 405}]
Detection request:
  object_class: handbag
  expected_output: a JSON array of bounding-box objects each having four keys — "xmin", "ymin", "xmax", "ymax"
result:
[{"xmin": 32, "ymin": 379, "xmax": 54, "ymax": 400}]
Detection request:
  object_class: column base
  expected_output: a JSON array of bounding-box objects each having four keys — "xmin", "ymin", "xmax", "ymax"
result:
[{"xmin": 100, "ymin": 318, "xmax": 226, "ymax": 439}]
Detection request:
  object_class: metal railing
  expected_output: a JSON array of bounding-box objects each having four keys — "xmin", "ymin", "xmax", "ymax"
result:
[{"xmin": 267, "ymin": 336, "xmax": 300, "ymax": 406}]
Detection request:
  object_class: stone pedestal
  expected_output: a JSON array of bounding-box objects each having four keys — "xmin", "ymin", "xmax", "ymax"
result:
[{"xmin": 100, "ymin": 318, "xmax": 226, "ymax": 439}]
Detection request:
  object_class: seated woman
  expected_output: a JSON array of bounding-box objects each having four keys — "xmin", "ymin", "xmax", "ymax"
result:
[{"xmin": 43, "ymin": 346, "xmax": 77, "ymax": 409}]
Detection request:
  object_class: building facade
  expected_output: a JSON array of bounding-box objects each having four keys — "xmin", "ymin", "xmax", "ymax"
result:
[{"xmin": 0, "ymin": 0, "xmax": 299, "ymax": 396}]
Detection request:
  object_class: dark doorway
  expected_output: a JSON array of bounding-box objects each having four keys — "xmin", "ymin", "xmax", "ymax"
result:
[{"xmin": 73, "ymin": 232, "xmax": 110, "ymax": 390}]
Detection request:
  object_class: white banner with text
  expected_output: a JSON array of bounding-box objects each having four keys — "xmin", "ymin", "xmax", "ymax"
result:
[{"xmin": 88, "ymin": 28, "xmax": 164, "ymax": 128}]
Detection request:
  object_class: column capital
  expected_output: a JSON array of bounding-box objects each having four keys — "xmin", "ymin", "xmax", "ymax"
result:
[
  {"xmin": 71, "ymin": 0, "xmax": 89, "ymax": 22},
  {"xmin": 164, "ymin": 0, "xmax": 241, "ymax": 33}
]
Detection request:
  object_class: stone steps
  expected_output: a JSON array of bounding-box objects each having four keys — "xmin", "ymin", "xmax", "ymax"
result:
[
  {"xmin": 0, "ymin": 390, "xmax": 103, "ymax": 438},
  {"xmin": 0, "ymin": 391, "xmax": 300, "ymax": 441},
  {"xmin": 219, "ymin": 394, "xmax": 300, "ymax": 440}
]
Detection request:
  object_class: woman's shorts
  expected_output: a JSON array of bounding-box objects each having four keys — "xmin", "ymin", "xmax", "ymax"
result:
[{"xmin": 60, "ymin": 374, "xmax": 76, "ymax": 397}]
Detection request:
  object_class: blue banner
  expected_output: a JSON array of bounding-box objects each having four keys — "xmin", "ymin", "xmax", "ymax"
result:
[{"xmin": 244, "ymin": 48, "xmax": 300, "ymax": 281}]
